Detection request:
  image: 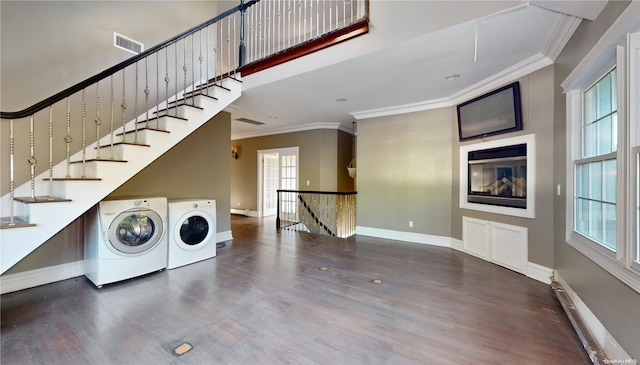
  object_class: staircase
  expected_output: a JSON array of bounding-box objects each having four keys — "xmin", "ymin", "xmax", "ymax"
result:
[
  {"xmin": 0, "ymin": 79, "xmax": 241, "ymax": 274},
  {"xmin": 1, "ymin": 0, "xmax": 370, "ymax": 276}
]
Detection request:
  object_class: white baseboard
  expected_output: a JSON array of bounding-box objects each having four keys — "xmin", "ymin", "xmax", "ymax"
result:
[
  {"xmin": 450, "ymin": 238, "xmax": 464, "ymax": 251},
  {"xmin": 216, "ymin": 230, "xmax": 233, "ymax": 243},
  {"xmin": 555, "ymin": 273, "xmax": 631, "ymax": 362},
  {"xmin": 355, "ymin": 226, "xmax": 455, "ymax": 247},
  {"xmin": 1, "ymin": 231, "xmax": 234, "ymax": 295},
  {"xmin": 230, "ymin": 209, "xmax": 259, "ymax": 217},
  {"xmin": 527, "ymin": 262, "xmax": 554, "ymax": 284},
  {"xmin": 356, "ymin": 226, "xmax": 552, "ymax": 285},
  {"xmin": 1, "ymin": 260, "xmax": 84, "ymax": 295}
]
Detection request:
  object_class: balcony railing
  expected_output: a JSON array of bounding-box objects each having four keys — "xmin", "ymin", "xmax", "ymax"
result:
[{"xmin": 277, "ymin": 190, "xmax": 356, "ymax": 238}]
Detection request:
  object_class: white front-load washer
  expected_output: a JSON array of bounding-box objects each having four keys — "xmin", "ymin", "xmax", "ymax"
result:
[
  {"xmin": 84, "ymin": 197, "xmax": 168, "ymax": 287},
  {"xmin": 167, "ymin": 199, "xmax": 216, "ymax": 269}
]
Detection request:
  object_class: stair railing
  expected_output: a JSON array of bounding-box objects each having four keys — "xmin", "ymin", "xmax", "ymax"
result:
[
  {"xmin": 0, "ymin": 2, "xmax": 258, "ymax": 227},
  {"xmin": 1, "ymin": 0, "xmax": 368, "ymax": 228},
  {"xmin": 276, "ymin": 189, "xmax": 357, "ymax": 238}
]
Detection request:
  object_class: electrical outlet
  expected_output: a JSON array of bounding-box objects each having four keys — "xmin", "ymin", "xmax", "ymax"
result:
[
  {"xmin": 557, "ymin": 184, "xmax": 561, "ymax": 196},
  {"xmin": 409, "ymin": 221, "xmax": 413, "ymax": 228},
  {"xmin": 306, "ymin": 180, "xmax": 310, "ymax": 186},
  {"xmin": 237, "ymin": 202, "xmax": 241, "ymax": 207}
]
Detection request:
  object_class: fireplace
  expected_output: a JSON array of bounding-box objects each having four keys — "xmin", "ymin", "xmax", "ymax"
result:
[{"xmin": 467, "ymin": 143, "xmax": 527, "ymax": 209}]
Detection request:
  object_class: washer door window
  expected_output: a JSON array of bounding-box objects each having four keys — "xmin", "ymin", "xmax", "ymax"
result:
[
  {"xmin": 108, "ymin": 209, "xmax": 164, "ymax": 254},
  {"xmin": 174, "ymin": 211, "xmax": 215, "ymax": 251}
]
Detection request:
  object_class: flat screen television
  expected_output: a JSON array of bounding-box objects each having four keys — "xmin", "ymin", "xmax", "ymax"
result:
[{"xmin": 457, "ymin": 82, "xmax": 523, "ymax": 141}]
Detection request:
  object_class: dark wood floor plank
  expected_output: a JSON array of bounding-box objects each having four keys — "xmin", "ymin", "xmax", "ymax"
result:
[{"xmin": 1, "ymin": 215, "xmax": 590, "ymax": 364}]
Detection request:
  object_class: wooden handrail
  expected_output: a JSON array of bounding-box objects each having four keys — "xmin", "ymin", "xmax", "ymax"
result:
[
  {"xmin": 277, "ymin": 189, "xmax": 357, "ymax": 195},
  {"xmin": 0, "ymin": 0, "xmax": 259, "ymax": 120},
  {"xmin": 240, "ymin": 18, "xmax": 369, "ymax": 77}
]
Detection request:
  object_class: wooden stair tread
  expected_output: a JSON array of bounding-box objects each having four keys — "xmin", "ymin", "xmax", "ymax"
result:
[
  {"xmin": 172, "ymin": 102, "xmax": 203, "ymax": 109},
  {"xmin": 182, "ymin": 91, "xmax": 218, "ymax": 101},
  {"xmin": 14, "ymin": 196, "xmax": 72, "ymax": 204},
  {"xmin": 154, "ymin": 114, "xmax": 188, "ymax": 121},
  {"xmin": 48, "ymin": 177, "xmax": 102, "ymax": 181},
  {"xmin": 1, "ymin": 217, "xmax": 35, "ymax": 229},
  {"xmin": 97, "ymin": 141, "xmax": 151, "ymax": 148},
  {"xmin": 69, "ymin": 158, "xmax": 128, "ymax": 164},
  {"xmin": 117, "ymin": 127, "xmax": 171, "ymax": 137},
  {"xmin": 197, "ymin": 83, "xmax": 231, "ymax": 92}
]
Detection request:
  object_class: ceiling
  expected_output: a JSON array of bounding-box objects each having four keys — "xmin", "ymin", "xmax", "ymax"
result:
[{"xmin": 229, "ymin": 1, "xmax": 608, "ymax": 140}]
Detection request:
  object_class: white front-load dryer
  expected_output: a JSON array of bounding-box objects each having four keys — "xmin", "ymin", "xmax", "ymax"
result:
[
  {"xmin": 167, "ymin": 199, "xmax": 216, "ymax": 269},
  {"xmin": 84, "ymin": 197, "xmax": 168, "ymax": 287}
]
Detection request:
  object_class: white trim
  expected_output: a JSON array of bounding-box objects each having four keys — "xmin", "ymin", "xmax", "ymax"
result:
[
  {"xmin": 352, "ymin": 54, "xmax": 554, "ymax": 120},
  {"xmin": 541, "ymin": 14, "xmax": 582, "ymax": 61},
  {"xmin": 450, "ymin": 238, "xmax": 464, "ymax": 251},
  {"xmin": 355, "ymin": 226, "xmax": 454, "ymax": 247},
  {"xmin": 355, "ymin": 226, "xmax": 550, "ymax": 284},
  {"xmin": 450, "ymin": 54, "xmax": 554, "ymax": 107},
  {"xmin": 257, "ymin": 147, "xmax": 299, "ymax": 218},
  {"xmin": 230, "ymin": 208, "xmax": 259, "ymax": 217},
  {"xmin": 459, "ymin": 134, "xmax": 536, "ymax": 219},
  {"xmin": 351, "ymin": 98, "xmax": 452, "ymax": 120},
  {"xmin": 562, "ymin": 1, "xmax": 640, "ymax": 92},
  {"xmin": 0, "ymin": 260, "xmax": 84, "ymax": 295},
  {"xmin": 563, "ymin": 7, "xmax": 640, "ymax": 293},
  {"xmin": 567, "ymin": 232, "xmax": 640, "ymax": 293},
  {"xmin": 232, "ymin": 122, "xmax": 343, "ymax": 140},
  {"xmin": 216, "ymin": 230, "xmax": 233, "ymax": 243},
  {"xmin": 527, "ymin": 262, "xmax": 553, "ymax": 284},
  {"xmin": 351, "ymin": 12, "xmax": 583, "ymax": 121},
  {"xmin": 554, "ymin": 273, "xmax": 632, "ymax": 362}
]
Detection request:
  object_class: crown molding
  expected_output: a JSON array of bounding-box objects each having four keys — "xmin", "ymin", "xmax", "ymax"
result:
[
  {"xmin": 350, "ymin": 11, "xmax": 581, "ymax": 121},
  {"xmin": 350, "ymin": 98, "xmax": 451, "ymax": 120},
  {"xmin": 449, "ymin": 53, "xmax": 554, "ymax": 105},
  {"xmin": 562, "ymin": 1, "xmax": 640, "ymax": 92},
  {"xmin": 542, "ymin": 14, "xmax": 582, "ymax": 61},
  {"xmin": 352, "ymin": 53, "xmax": 554, "ymax": 120},
  {"xmin": 232, "ymin": 122, "xmax": 343, "ymax": 140}
]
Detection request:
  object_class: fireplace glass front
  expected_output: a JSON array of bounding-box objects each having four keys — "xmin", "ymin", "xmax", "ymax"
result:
[{"xmin": 468, "ymin": 143, "xmax": 527, "ymax": 208}]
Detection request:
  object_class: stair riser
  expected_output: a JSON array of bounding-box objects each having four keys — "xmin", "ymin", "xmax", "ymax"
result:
[{"xmin": 117, "ymin": 128, "xmax": 165, "ymax": 145}]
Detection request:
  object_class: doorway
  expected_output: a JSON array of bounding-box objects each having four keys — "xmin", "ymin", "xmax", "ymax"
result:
[{"xmin": 257, "ymin": 147, "xmax": 299, "ymax": 217}]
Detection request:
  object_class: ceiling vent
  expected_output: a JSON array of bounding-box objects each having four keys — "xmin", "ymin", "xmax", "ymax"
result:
[
  {"xmin": 235, "ymin": 118, "xmax": 265, "ymax": 125},
  {"xmin": 114, "ymin": 32, "xmax": 144, "ymax": 55}
]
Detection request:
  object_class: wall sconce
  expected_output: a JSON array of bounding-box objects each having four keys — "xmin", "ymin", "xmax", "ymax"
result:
[{"xmin": 231, "ymin": 145, "xmax": 239, "ymax": 160}]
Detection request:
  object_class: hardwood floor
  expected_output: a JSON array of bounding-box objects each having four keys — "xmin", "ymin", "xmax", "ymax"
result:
[{"xmin": 1, "ymin": 215, "xmax": 590, "ymax": 364}]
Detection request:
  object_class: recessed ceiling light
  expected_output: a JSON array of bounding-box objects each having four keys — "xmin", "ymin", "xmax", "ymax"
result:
[
  {"xmin": 446, "ymin": 74, "xmax": 461, "ymax": 81},
  {"xmin": 336, "ymin": 98, "xmax": 347, "ymax": 102}
]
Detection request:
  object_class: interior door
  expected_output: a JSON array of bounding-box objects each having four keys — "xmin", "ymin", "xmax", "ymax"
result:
[{"xmin": 262, "ymin": 153, "xmax": 279, "ymax": 216}]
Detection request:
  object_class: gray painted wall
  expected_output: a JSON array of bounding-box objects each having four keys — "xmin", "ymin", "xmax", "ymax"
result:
[
  {"xmin": 1, "ymin": 1, "xmax": 217, "ymax": 111},
  {"xmin": 552, "ymin": 1, "xmax": 639, "ymax": 359},
  {"xmin": 230, "ymin": 129, "xmax": 354, "ymax": 212},
  {"xmin": 356, "ymin": 107, "xmax": 453, "ymax": 237},
  {"xmin": 451, "ymin": 66, "xmax": 556, "ymax": 268}
]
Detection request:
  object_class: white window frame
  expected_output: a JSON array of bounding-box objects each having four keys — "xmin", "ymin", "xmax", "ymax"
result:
[{"xmin": 562, "ymin": 2, "xmax": 640, "ymax": 293}]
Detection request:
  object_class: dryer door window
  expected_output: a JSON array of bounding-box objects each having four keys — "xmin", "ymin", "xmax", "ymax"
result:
[
  {"xmin": 180, "ymin": 216, "xmax": 209, "ymax": 246},
  {"xmin": 174, "ymin": 210, "xmax": 215, "ymax": 251},
  {"xmin": 109, "ymin": 209, "xmax": 164, "ymax": 254}
]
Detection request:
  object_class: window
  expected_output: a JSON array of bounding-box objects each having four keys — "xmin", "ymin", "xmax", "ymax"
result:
[
  {"xmin": 575, "ymin": 69, "xmax": 618, "ymax": 251},
  {"xmin": 562, "ymin": 3, "xmax": 640, "ymax": 293}
]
